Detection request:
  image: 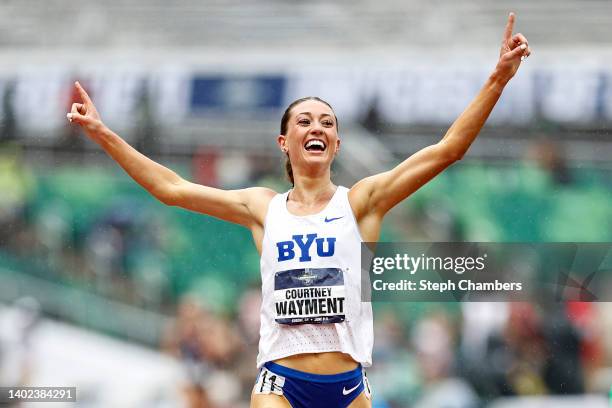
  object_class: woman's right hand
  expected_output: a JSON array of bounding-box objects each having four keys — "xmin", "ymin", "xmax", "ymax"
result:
[{"xmin": 66, "ymin": 81, "xmax": 106, "ymax": 140}]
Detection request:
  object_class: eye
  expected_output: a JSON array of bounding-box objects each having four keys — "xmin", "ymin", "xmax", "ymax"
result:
[
  {"xmin": 298, "ymin": 119, "xmax": 310, "ymax": 125},
  {"xmin": 322, "ymin": 120, "xmax": 334, "ymax": 127}
]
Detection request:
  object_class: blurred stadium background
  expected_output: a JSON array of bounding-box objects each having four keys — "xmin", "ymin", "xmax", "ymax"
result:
[{"xmin": 1, "ymin": 0, "xmax": 612, "ymax": 407}]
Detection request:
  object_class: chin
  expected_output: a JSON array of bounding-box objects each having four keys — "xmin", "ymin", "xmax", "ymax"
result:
[{"xmin": 305, "ymin": 154, "xmax": 332, "ymax": 165}]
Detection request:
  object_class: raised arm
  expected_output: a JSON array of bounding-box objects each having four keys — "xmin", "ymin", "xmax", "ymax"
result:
[
  {"xmin": 67, "ymin": 82, "xmax": 274, "ymax": 229},
  {"xmin": 350, "ymin": 12, "xmax": 531, "ymax": 219}
]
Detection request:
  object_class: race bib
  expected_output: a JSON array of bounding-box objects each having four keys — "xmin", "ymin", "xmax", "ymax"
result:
[
  {"xmin": 254, "ymin": 367, "xmax": 286, "ymax": 395},
  {"xmin": 274, "ymin": 268, "xmax": 346, "ymax": 325}
]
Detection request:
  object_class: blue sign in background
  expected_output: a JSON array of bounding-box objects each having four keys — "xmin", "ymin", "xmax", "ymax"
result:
[{"xmin": 190, "ymin": 75, "xmax": 286, "ymax": 112}]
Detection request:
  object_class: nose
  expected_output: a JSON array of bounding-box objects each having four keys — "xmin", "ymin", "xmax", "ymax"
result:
[{"xmin": 310, "ymin": 122, "xmax": 324, "ymax": 135}]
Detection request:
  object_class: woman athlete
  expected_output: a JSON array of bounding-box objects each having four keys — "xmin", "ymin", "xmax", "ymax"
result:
[{"xmin": 68, "ymin": 13, "xmax": 530, "ymax": 408}]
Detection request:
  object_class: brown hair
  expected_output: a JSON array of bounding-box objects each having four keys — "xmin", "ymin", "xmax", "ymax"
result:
[{"xmin": 280, "ymin": 97, "xmax": 338, "ymax": 185}]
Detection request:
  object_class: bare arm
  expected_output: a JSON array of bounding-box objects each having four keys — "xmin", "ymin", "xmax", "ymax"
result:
[
  {"xmin": 350, "ymin": 12, "xmax": 531, "ymax": 219},
  {"xmin": 67, "ymin": 82, "xmax": 274, "ymax": 228}
]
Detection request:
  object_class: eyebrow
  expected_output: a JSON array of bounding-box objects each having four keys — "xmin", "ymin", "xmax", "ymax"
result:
[{"xmin": 297, "ymin": 112, "xmax": 333, "ymax": 118}]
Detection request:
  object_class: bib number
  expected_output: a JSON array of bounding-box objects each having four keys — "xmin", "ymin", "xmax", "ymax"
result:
[{"xmin": 274, "ymin": 268, "xmax": 346, "ymax": 325}]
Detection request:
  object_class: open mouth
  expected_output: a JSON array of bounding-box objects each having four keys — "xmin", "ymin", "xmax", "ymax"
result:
[{"xmin": 304, "ymin": 139, "xmax": 326, "ymax": 152}]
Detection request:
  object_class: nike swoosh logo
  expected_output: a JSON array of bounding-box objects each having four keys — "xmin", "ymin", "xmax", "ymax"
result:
[
  {"xmin": 324, "ymin": 216, "xmax": 344, "ymax": 223},
  {"xmin": 342, "ymin": 381, "xmax": 361, "ymax": 395}
]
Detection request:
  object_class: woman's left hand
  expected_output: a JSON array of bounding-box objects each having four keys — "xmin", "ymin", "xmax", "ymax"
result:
[{"xmin": 496, "ymin": 12, "xmax": 531, "ymax": 83}]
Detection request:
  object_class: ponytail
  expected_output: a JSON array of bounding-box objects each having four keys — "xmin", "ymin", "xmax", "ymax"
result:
[{"xmin": 284, "ymin": 155, "xmax": 294, "ymax": 185}]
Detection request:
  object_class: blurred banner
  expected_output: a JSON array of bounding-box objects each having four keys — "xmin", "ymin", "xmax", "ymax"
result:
[
  {"xmin": 190, "ymin": 75, "xmax": 286, "ymax": 112},
  {"xmin": 2, "ymin": 65, "xmax": 612, "ymax": 132}
]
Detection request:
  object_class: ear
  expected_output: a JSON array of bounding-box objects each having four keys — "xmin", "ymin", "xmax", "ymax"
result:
[
  {"xmin": 334, "ymin": 138, "xmax": 340, "ymax": 155},
  {"xmin": 277, "ymin": 134, "xmax": 288, "ymax": 153}
]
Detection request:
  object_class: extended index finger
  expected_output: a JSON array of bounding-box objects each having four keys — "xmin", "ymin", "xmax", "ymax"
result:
[
  {"xmin": 503, "ymin": 12, "xmax": 515, "ymax": 42},
  {"xmin": 74, "ymin": 81, "xmax": 93, "ymax": 105}
]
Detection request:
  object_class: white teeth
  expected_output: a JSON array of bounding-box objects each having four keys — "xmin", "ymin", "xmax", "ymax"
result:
[{"xmin": 305, "ymin": 140, "xmax": 325, "ymax": 149}]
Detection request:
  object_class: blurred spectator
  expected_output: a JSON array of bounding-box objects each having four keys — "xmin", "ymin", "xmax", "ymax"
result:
[
  {"xmin": 0, "ymin": 298, "xmax": 41, "ymax": 388},
  {"xmin": 565, "ymin": 301, "xmax": 603, "ymax": 383},
  {"xmin": 460, "ymin": 302, "xmax": 552, "ymax": 398},
  {"xmin": 162, "ymin": 297, "xmax": 214, "ymax": 408},
  {"xmin": 134, "ymin": 79, "xmax": 157, "ymax": 155},
  {"xmin": 127, "ymin": 208, "xmax": 173, "ymax": 308},
  {"xmin": 526, "ymin": 138, "xmax": 573, "ymax": 186},
  {"xmin": 34, "ymin": 199, "xmax": 73, "ymax": 272},
  {"xmin": 0, "ymin": 145, "xmax": 35, "ymax": 249},
  {"xmin": 459, "ymin": 302, "xmax": 510, "ymax": 397},
  {"xmin": 84, "ymin": 199, "xmax": 173, "ymax": 305},
  {"xmin": 503, "ymin": 303, "xmax": 548, "ymax": 395},
  {"xmin": 369, "ymin": 310, "xmax": 418, "ymax": 407},
  {"xmin": 162, "ymin": 296, "xmax": 244, "ymax": 408},
  {"xmin": 85, "ymin": 213, "xmax": 130, "ymax": 295},
  {"xmin": 232, "ymin": 285, "xmax": 262, "ymax": 400},
  {"xmin": 413, "ymin": 309, "xmax": 455, "ymax": 382},
  {"xmin": 216, "ymin": 152, "xmax": 252, "ymax": 188},
  {"xmin": 359, "ymin": 97, "xmax": 382, "ymax": 134},
  {"xmin": 193, "ymin": 147, "xmax": 219, "ymax": 187},
  {"xmin": 236, "ymin": 285, "xmax": 261, "ymax": 347},
  {"xmin": 0, "ymin": 80, "xmax": 17, "ymax": 142},
  {"xmin": 541, "ymin": 302, "xmax": 587, "ymax": 394},
  {"xmin": 412, "ymin": 308, "xmax": 480, "ymax": 408}
]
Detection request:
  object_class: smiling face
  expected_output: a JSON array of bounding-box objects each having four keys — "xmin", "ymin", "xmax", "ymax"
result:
[{"xmin": 278, "ymin": 98, "xmax": 340, "ymax": 180}]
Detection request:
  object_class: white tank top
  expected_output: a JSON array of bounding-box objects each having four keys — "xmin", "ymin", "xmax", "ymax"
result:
[{"xmin": 256, "ymin": 186, "xmax": 373, "ymax": 368}]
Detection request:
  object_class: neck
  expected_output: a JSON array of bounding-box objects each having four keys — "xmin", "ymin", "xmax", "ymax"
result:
[{"xmin": 290, "ymin": 172, "xmax": 335, "ymax": 205}]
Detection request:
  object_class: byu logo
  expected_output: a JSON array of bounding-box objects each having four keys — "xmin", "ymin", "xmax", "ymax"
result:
[{"xmin": 276, "ymin": 234, "xmax": 336, "ymax": 262}]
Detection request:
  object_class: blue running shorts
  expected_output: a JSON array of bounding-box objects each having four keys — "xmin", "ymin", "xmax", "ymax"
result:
[{"xmin": 254, "ymin": 361, "xmax": 371, "ymax": 408}]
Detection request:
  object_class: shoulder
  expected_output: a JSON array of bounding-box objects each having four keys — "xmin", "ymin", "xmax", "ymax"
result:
[
  {"xmin": 241, "ymin": 187, "xmax": 279, "ymax": 225},
  {"xmin": 241, "ymin": 186, "xmax": 278, "ymax": 207},
  {"xmin": 347, "ymin": 176, "xmax": 378, "ymax": 220},
  {"xmin": 242, "ymin": 186, "xmax": 279, "ymax": 198}
]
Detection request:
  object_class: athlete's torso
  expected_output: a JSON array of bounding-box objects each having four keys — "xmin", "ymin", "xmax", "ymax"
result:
[{"xmin": 256, "ymin": 186, "xmax": 373, "ymax": 368}]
